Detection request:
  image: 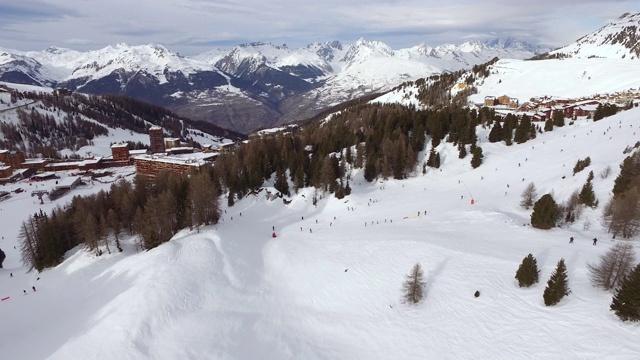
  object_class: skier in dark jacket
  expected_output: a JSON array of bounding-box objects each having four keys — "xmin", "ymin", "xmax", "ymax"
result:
[{"xmin": 593, "ymin": 238, "xmax": 598, "ymax": 245}]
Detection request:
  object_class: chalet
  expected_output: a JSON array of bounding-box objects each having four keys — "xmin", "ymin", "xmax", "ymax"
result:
[
  {"xmin": 484, "ymin": 96, "xmax": 497, "ymax": 106},
  {"xmin": 518, "ymin": 102, "xmax": 536, "ymax": 112},
  {"xmin": 574, "ymin": 104, "xmax": 599, "ymax": 118},
  {"xmin": 532, "ymin": 111, "xmax": 548, "ymax": 122},
  {"xmin": 496, "ymin": 95, "xmax": 519, "ymax": 109}
]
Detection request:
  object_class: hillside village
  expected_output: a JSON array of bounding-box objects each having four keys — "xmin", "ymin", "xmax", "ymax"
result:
[
  {"xmin": 481, "ymin": 89, "xmax": 640, "ymax": 121},
  {"xmin": 0, "ymin": 126, "xmax": 222, "ymax": 181}
]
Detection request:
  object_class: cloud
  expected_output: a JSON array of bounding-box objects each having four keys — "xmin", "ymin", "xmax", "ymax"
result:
[
  {"xmin": 0, "ymin": 0, "xmax": 635, "ymax": 54},
  {"xmin": 0, "ymin": 1, "xmax": 79, "ymax": 23}
]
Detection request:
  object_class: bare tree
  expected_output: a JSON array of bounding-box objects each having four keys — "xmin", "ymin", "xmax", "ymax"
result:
[
  {"xmin": 602, "ymin": 188, "xmax": 640, "ymax": 238},
  {"xmin": 188, "ymin": 172, "xmax": 221, "ymax": 232},
  {"xmin": 403, "ymin": 263, "xmax": 426, "ymax": 304},
  {"xmin": 588, "ymin": 242, "xmax": 636, "ymax": 291},
  {"xmin": 520, "ymin": 182, "xmax": 538, "ymax": 209},
  {"xmin": 18, "ymin": 219, "xmax": 38, "ymax": 271}
]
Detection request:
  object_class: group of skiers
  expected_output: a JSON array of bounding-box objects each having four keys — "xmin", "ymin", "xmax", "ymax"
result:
[{"xmin": 569, "ymin": 236, "xmax": 598, "ymax": 245}]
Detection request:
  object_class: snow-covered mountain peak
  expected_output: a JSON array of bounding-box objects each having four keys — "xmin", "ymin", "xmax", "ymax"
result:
[
  {"xmin": 42, "ymin": 46, "xmax": 73, "ymax": 55},
  {"xmin": 306, "ymin": 41, "xmax": 345, "ymax": 63},
  {"xmin": 550, "ymin": 12, "xmax": 640, "ymax": 59},
  {"xmin": 215, "ymin": 46, "xmax": 268, "ymax": 75},
  {"xmin": 457, "ymin": 40, "xmax": 486, "ymax": 53},
  {"xmin": 341, "ymin": 38, "xmax": 395, "ymax": 66}
]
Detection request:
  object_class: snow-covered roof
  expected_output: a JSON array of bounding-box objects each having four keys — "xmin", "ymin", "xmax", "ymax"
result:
[
  {"xmin": 31, "ymin": 172, "xmax": 56, "ymax": 179},
  {"xmin": 22, "ymin": 159, "xmax": 47, "ymax": 165},
  {"xmin": 133, "ymin": 152, "xmax": 216, "ymax": 166},
  {"xmin": 129, "ymin": 149, "xmax": 148, "ymax": 155},
  {"xmin": 56, "ymin": 176, "xmax": 81, "ymax": 189},
  {"xmin": 110, "ymin": 143, "xmax": 128, "ymax": 148}
]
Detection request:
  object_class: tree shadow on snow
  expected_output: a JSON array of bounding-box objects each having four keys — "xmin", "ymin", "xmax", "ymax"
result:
[{"xmin": 425, "ymin": 256, "xmax": 451, "ymax": 296}]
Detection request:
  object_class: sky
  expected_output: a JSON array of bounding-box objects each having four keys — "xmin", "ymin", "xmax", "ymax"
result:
[{"xmin": 0, "ymin": 0, "xmax": 637, "ymax": 55}]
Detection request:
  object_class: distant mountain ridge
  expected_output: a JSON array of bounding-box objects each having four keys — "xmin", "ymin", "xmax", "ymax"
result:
[{"xmin": 0, "ymin": 37, "xmax": 549, "ymax": 133}]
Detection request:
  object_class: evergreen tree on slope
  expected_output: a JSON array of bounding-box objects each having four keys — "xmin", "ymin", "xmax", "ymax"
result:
[
  {"xmin": 515, "ymin": 253, "xmax": 540, "ymax": 287},
  {"xmin": 611, "ymin": 264, "xmax": 640, "ymax": 321},
  {"xmin": 543, "ymin": 258, "xmax": 571, "ymax": 306}
]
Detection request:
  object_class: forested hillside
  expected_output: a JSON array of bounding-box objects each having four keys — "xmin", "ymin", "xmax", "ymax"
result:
[{"xmin": 0, "ymin": 89, "xmax": 246, "ymax": 158}]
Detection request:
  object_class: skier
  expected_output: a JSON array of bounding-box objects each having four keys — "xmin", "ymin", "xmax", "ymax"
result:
[
  {"xmin": 10, "ymin": 273, "xmax": 12, "ymax": 277},
  {"xmin": 569, "ymin": 237, "xmax": 574, "ymax": 244},
  {"xmin": 32, "ymin": 286, "xmax": 36, "ymax": 292},
  {"xmin": 593, "ymin": 238, "xmax": 598, "ymax": 246}
]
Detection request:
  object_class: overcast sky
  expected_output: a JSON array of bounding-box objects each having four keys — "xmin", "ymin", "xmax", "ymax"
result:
[{"xmin": 0, "ymin": 0, "xmax": 636, "ymax": 55}]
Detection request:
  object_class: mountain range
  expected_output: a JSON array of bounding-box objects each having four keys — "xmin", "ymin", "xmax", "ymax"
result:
[
  {"xmin": 1, "ymin": 12, "xmax": 640, "ymax": 134},
  {"xmin": 0, "ymin": 38, "xmax": 546, "ymax": 133}
]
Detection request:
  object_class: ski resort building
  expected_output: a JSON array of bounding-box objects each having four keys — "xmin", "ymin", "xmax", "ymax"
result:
[
  {"xmin": 0, "ymin": 163, "xmax": 11, "ymax": 178},
  {"xmin": 149, "ymin": 126, "xmax": 166, "ymax": 154},
  {"xmin": 0, "ymin": 150, "xmax": 25, "ymax": 169},
  {"xmin": 132, "ymin": 153, "xmax": 216, "ymax": 178}
]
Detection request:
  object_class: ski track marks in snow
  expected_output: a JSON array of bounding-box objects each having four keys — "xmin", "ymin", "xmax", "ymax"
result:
[{"xmin": 3, "ymin": 109, "xmax": 640, "ymax": 358}]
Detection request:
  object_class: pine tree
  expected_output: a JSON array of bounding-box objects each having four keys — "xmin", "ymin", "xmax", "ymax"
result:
[
  {"xmin": 531, "ymin": 193, "xmax": 559, "ymax": 229},
  {"xmin": 515, "ymin": 253, "xmax": 540, "ymax": 287},
  {"xmin": 274, "ymin": 167, "xmax": 290, "ymax": 196},
  {"xmin": 470, "ymin": 146, "xmax": 483, "ymax": 168},
  {"xmin": 403, "ymin": 263, "xmax": 426, "ymax": 304},
  {"xmin": 458, "ymin": 143, "xmax": 467, "ymax": 159},
  {"xmin": 543, "ymin": 258, "xmax": 570, "ymax": 306},
  {"xmin": 544, "ymin": 119, "xmax": 553, "ymax": 132},
  {"xmin": 610, "ymin": 264, "xmax": 640, "ymax": 321},
  {"xmin": 553, "ymin": 111, "xmax": 565, "ymax": 127},
  {"xmin": 488, "ymin": 121, "xmax": 503, "ymax": 143},
  {"xmin": 427, "ymin": 147, "xmax": 439, "ymax": 168},
  {"xmin": 514, "ymin": 114, "xmax": 532, "ymax": 144},
  {"xmin": 612, "ymin": 153, "xmax": 640, "ymax": 197},
  {"xmin": 579, "ymin": 171, "xmax": 598, "ymax": 208}
]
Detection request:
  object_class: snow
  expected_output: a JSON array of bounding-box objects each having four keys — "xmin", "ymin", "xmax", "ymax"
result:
[
  {"xmin": 1, "ymin": 102, "xmax": 640, "ymax": 358},
  {"xmin": 469, "ymin": 58, "xmax": 640, "ymax": 104},
  {"xmin": 372, "ymin": 56, "xmax": 640, "ymax": 111},
  {"xmin": 551, "ymin": 12, "xmax": 640, "ymax": 60}
]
